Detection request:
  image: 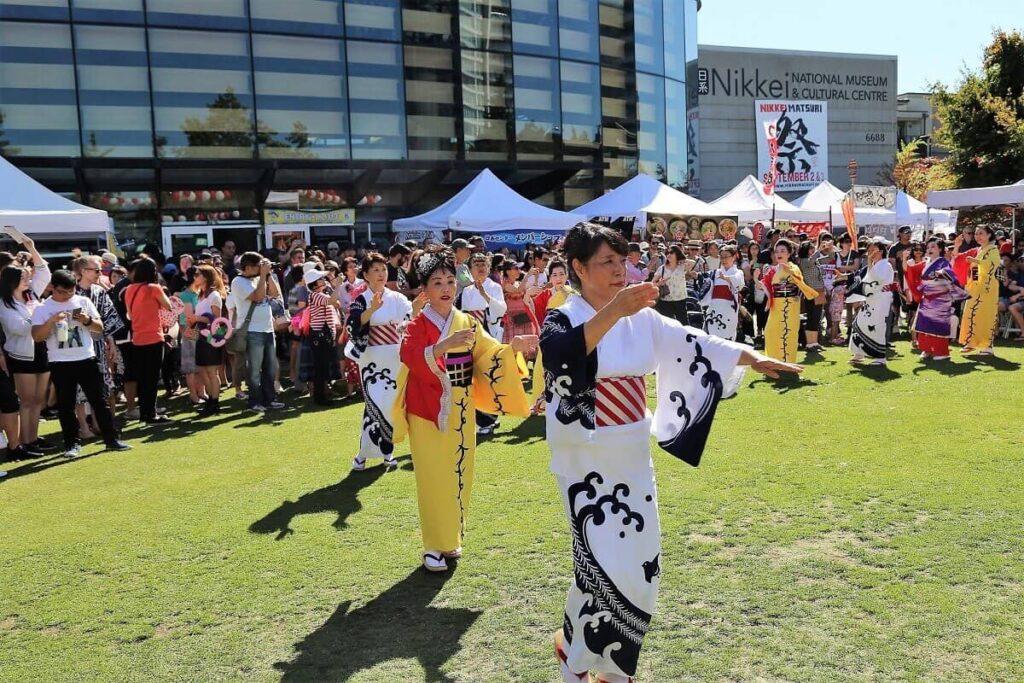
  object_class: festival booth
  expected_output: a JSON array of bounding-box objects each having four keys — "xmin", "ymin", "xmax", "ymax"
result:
[
  {"xmin": 262, "ymin": 191, "xmax": 356, "ymax": 251},
  {"xmin": 928, "ymin": 180, "xmax": 1024, "ymax": 239},
  {"xmin": 709, "ymin": 175, "xmax": 828, "ymax": 240},
  {"xmin": 793, "ymin": 181, "xmax": 897, "ymax": 235},
  {"xmin": 570, "ymin": 173, "xmax": 739, "ymax": 242},
  {"xmin": 393, "ymin": 168, "xmax": 581, "ymax": 250},
  {"xmin": 895, "ymin": 191, "xmax": 957, "ymax": 236},
  {"xmin": 0, "ymin": 155, "xmax": 112, "ymax": 257}
]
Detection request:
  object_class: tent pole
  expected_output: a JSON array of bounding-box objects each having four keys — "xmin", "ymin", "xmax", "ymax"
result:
[{"xmin": 829, "ymin": 206, "xmax": 833, "ymax": 234}]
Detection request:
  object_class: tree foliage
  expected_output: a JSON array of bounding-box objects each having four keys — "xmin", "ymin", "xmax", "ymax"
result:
[
  {"xmin": 877, "ymin": 138, "xmax": 954, "ymax": 201},
  {"xmin": 179, "ymin": 89, "xmax": 315, "ymax": 159},
  {"xmin": 0, "ymin": 110, "xmax": 19, "ymax": 157},
  {"xmin": 933, "ymin": 29, "xmax": 1024, "ymax": 187}
]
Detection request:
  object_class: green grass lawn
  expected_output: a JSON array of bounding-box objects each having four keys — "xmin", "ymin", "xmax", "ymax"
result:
[{"xmin": 1, "ymin": 341, "xmax": 1023, "ymax": 683}]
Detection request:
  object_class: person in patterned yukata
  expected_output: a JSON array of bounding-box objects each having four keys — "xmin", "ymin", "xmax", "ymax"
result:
[{"xmin": 540, "ymin": 223, "xmax": 802, "ymax": 683}]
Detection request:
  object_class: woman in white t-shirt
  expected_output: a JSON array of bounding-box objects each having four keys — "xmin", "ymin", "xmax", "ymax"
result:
[
  {"xmin": 187, "ymin": 265, "xmax": 227, "ymax": 416},
  {"xmin": 653, "ymin": 244, "xmax": 692, "ymax": 324}
]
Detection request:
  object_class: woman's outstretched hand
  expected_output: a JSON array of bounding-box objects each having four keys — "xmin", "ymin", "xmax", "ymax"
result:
[
  {"xmin": 744, "ymin": 350, "xmax": 804, "ymax": 379},
  {"xmin": 610, "ymin": 282, "xmax": 658, "ymax": 319}
]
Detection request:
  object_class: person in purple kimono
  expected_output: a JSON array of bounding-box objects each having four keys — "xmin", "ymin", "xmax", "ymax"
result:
[{"xmin": 904, "ymin": 237, "xmax": 969, "ymax": 361}]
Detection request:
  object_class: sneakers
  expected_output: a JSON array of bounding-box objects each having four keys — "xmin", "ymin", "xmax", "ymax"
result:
[
  {"xmin": 196, "ymin": 399, "xmax": 221, "ymax": 417},
  {"xmin": 63, "ymin": 444, "xmax": 82, "ymax": 458},
  {"xmin": 32, "ymin": 437, "xmax": 58, "ymax": 452},
  {"xmin": 124, "ymin": 407, "xmax": 140, "ymax": 421},
  {"xmin": 869, "ymin": 359, "xmax": 887, "ymax": 366},
  {"xmin": 383, "ymin": 456, "xmax": 399, "ymax": 471},
  {"xmin": 249, "ymin": 404, "xmax": 267, "ymax": 414},
  {"xmin": 267, "ymin": 401, "xmax": 286, "ymax": 410},
  {"xmin": 351, "ymin": 457, "xmax": 367, "ymax": 471},
  {"xmin": 19, "ymin": 442, "xmax": 45, "ymax": 458},
  {"xmin": 236, "ymin": 390, "xmax": 248, "ymax": 401},
  {"xmin": 106, "ymin": 440, "xmax": 132, "ymax": 452},
  {"xmin": 144, "ymin": 415, "xmax": 172, "ymax": 424},
  {"xmin": 422, "ymin": 552, "xmax": 448, "ymax": 573}
]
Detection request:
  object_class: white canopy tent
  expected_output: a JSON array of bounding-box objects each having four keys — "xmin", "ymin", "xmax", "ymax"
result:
[
  {"xmin": 709, "ymin": 175, "xmax": 828, "ymax": 222},
  {"xmin": 570, "ymin": 173, "xmax": 723, "ymax": 221},
  {"xmin": 0, "ymin": 154, "xmax": 110, "ymax": 235},
  {"xmin": 393, "ymin": 168, "xmax": 581, "ymax": 235},
  {"xmin": 792, "ymin": 181, "xmax": 897, "ymax": 228},
  {"xmin": 927, "ymin": 180, "xmax": 1024, "ymax": 209}
]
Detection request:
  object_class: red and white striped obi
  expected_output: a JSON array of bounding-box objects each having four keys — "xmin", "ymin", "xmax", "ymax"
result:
[
  {"xmin": 595, "ymin": 375, "xmax": 648, "ymax": 427},
  {"xmin": 368, "ymin": 322, "xmax": 401, "ymax": 346},
  {"xmin": 466, "ymin": 309, "xmax": 487, "ymax": 324}
]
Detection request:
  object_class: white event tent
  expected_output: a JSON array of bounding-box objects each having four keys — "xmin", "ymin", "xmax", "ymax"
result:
[
  {"xmin": 0, "ymin": 154, "xmax": 110, "ymax": 236},
  {"xmin": 927, "ymin": 180, "xmax": 1024, "ymax": 209},
  {"xmin": 393, "ymin": 168, "xmax": 581, "ymax": 235},
  {"xmin": 570, "ymin": 173, "xmax": 723, "ymax": 222},
  {"xmin": 793, "ymin": 181, "xmax": 897, "ymax": 228},
  {"xmin": 709, "ymin": 175, "xmax": 827, "ymax": 222}
]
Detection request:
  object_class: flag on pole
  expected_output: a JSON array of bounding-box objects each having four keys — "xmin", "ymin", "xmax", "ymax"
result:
[{"xmin": 841, "ymin": 192, "xmax": 857, "ymax": 244}]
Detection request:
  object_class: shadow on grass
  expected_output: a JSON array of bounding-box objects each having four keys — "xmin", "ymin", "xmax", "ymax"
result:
[
  {"xmin": 749, "ymin": 374, "xmax": 818, "ymax": 393},
  {"xmin": 249, "ymin": 456, "xmax": 411, "ymax": 540},
  {"xmin": 799, "ymin": 352, "xmax": 837, "ymax": 367},
  {"xmin": 489, "ymin": 415, "xmax": 546, "ymax": 445},
  {"xmin": 971, "ymin": 354, "xmax": 1021, "ymax": 371},
  {"xmin": 0, "ymin": 448, "xmax": 107, "ymax": 481},
  {"xmin": 275, "ymin": 567, "xmax": 479, "ymax": 683},
  {"xmin": 847, "ymin": 362, "xmax": 901, "ymax": 382},
  {"xmin": 911, "ymin": 358, "xmax": 979, "ymax": 377}
]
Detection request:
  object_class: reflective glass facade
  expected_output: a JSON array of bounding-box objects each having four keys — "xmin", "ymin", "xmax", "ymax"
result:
[{"xmin": 0, "ymin": 0, "xmax": 698, "ymax": 245}]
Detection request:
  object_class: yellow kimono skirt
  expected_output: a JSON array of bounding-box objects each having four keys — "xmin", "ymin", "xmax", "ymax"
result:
[
  {"xmin": 958, "ymin": 246, "xmax": 1000, "ymax": 349},
  {"xmin": 764, "ymin": 264, "xmax": 819, "ymax": 362},
  {"xmin": 394, "ymin": 312, "xmax": 530, "ymax": 552}
]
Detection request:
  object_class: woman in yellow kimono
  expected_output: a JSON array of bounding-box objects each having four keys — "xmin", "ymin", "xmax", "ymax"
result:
[
  {"xmin": 954, "ymin": 226, "xmax": 1001, "ymax": 354},
  {"xmin": 526, "ymin": 258, "xmax": 575, "ymax": 413},
  {"xmin": 393, "ymin": 248, "xmax": 537, "ymax": 573},
  {"xmin": 758, "ymin": 239, "xmax": 819, "ymax": 362}
]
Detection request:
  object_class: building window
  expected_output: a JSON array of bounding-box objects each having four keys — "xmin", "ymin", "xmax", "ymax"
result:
[
  {"xmin": 636, "ymin": 73, "xmax": 666, "ymax": 180},
  {"xmin": 149, "ymin": 29, "xmax": 256, "ymax": 159},
  {"xmin": 72, "ymin": 0, "xmax": 145, "ymax": 25},
  {"xmin": 0, "ymin": 0, "xmax": 68, "ymax": 21},
  {"xmin": 665, "ymin": 78, "xmax": 686, "ymax": 189},
  {"xmin": 461, "ymin": 49, "xmax": 512, "ymax": 160},
  {"xmin": 663, "ymin": 0, "xmax": 686, "ymax": 82},
  {"xmin": 253, "ymin": 34, "xmax": 349, "ymax": 160},
  {"xmin": 75, "ymin": 25, "xmax": 154, "ymax": 158},
  {"xmin": 403, "ymin": 0, "xmax": 457, "ymax": 46},
  {"xmin": 0, "ymin": 21, "xmax": 80, "ymax": 157},
  {"xmin": 601, "ymin": 65, "xmax": 636, "ymax": 186},
  {"xmin": 251, "ymin": 0, "xmax": 344, "ymax": 37},
  {"xmin": 511, "ymin": 0, "xmax": 557, "ymax": 58},
  {"xmin": 344, "ymin": 0, "xmax": 401, "ymax": 42},
  {"xmin": 146, "ymin": 0, "xmax": 249, "ymax": 31},
  {"xmin": 460, "ymin": 0, "xmax": 512, "ymax": 52},
  {"xmin": 633, "ymin": 0, "xmax": 664, "ymax": 75},
  {"xmin": 514, "ymin": 54, "xmax": 560, "ymax": 160},
  {"xmin": 558, "ymin": 0, "xmax": 598, "ymax": 63},
  {"xmin": 404, "ymin": 45, "xmax": 457, "ymax": 160},
  {"xmin": 347, "ymin": 40, "xmax": 406, "ymax": 159},
  {"xmin": 560, "ymin": 59, "xmax": 600, "ymax": 160},
  {"xmin": 598, "ymin": 0, "xmax": 628, "ymax": 66}
]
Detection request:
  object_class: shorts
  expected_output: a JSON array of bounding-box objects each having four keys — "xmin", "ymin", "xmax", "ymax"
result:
[
  {"xmin": 0, "ymin": 369, "xmax": 20, "ymax": 414},
  {"xmin": 180, "ymin": 338, "xmax": 198, "ymax": 374},
  {"xmin": 196, "ymin": 339, "xmax": 224, "ymax": 367},
  {"xmin": 6, "ymin": 341, "xmax": 48, "ymax": 374},
  {"xmin": 118, "ymin": 342, "xmax": 137, "ymax": 382}
]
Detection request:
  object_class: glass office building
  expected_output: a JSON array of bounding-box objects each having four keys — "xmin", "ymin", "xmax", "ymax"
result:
[{"xmin": 0, "ymin": 0, "xmax": 698, "ymax": 252}]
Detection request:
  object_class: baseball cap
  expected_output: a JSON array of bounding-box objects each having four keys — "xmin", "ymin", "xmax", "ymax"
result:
[
  {"xmin": 450, "ymin": 238, "xmax": 470, "ymax": 250},
  {"xmin": 303, "ymin": 269, "xmax": 327, "ymax": 285}
]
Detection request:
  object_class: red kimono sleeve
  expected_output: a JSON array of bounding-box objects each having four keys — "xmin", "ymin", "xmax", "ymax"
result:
[
  {"xmin": 761, "ymin": 266, "xmax": 777, "ymax": 309},
  {"xmin": 533, "ymin": 289, "xmax": 553, "ymax": 324},
  {"xmin": 952, "ymin": 248, "xmax": 977, "ymax": 287},
  {"xmin": 904, "ymin": 260, "xmax": 926, "ymax": 302},
  {"xmin": 399, "ymin": 315, "xmax": 445, "ymax": 386}
]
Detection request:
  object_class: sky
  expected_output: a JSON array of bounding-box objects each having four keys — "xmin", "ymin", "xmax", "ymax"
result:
[{"xmin": 698, "ymin": 0, "xmax": 1023, "ymax": 92}]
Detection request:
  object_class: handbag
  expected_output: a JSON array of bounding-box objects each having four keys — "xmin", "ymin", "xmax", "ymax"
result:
[
  {"xmin": 510, "ymin": 311, "xmax": 532, "ymax": 327},
  {"xmin": 269, "ymin": 297, "xmax": 290, "ymax": 332},
  {"xmin": 226, "ymin": 298, "xmax": 257, "ymax": 354},
  {"xmin": 656, "ymin": 266, "xmax": 670, "ymax": 299}
]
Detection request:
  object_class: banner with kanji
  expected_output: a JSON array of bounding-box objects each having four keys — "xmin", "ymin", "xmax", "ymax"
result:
[{"xmin": 755, "ymin": 100, "xmax": 829, "ymax": 192}]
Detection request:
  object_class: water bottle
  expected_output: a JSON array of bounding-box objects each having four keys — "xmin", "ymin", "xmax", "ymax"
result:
[{"xmin": 56, "ymin": 315, "xmax": 69, "ymax": 344}]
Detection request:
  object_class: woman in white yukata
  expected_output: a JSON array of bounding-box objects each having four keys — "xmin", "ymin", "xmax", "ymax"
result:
[
  {"xmin": 541, "ymin": 223, "xmax": 802, "ymax": 683},
  {"xmin": 345, "ymin": 252, "xmax": 418, "ymax": 471},
  {"xmin": 700, "ymin": 242, "xmax": 746, "ymax": 342},
  {"xmin": 847, "ymin": 238, "xmax": 897, "ymax": 367},
  {"xmin": 455, "ymin": 251, "xmax": 508, "ymax": 435}
]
